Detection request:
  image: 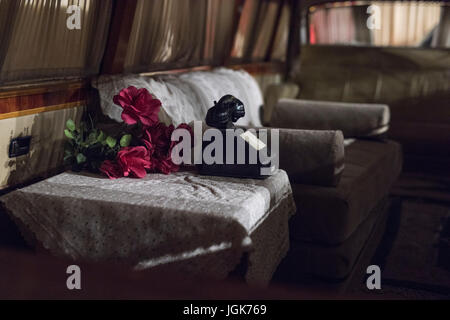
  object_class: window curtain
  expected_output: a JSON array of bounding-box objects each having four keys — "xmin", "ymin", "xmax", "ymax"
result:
[
  {"xmin": 372, "ymin": 1, "xmax": 441, "ymax": 46},
  {"xmin": 0, "ymin": 0, "xmax": 20, "ymax": 75},
  {"xmin": 309, "ymin": 6, "xmax": 356, "ymax": 45},
  {"xmin": 125, "ymin": 0, "xmax": 239, "ymax": 73},
  {"xmin": 352, "ymin": 5, "xmax": 371, "ymax": 45},
  {"xmin": 203, "ymin": 0, "xmax": 237, "ymax": 65},
  {"xmin": 0, "ymin": 0, "xmax": 113, "ymax": 85},
  {"xmin": 310, "ymin": 1, "xmax": 442, "ymax": 47},
  {"xmin": 431, "ymin": 5, "xmax": 449, "ymax": 48},
  {"xmin": 251, "ymin": 0, "xmax": 280, "ymax": 60},
  {"xmin": 309, "ymin": 1, "xmax": 444, "ymax": 47},
  {"xmin": 230, "ymin": 0, "xmax": 283, "ymax": 62},
  {"xmin": 270, "ymin": 2, "xmax": 290, "ymax": 61},
  {"xmin": 125, "ymin": 0, "xmax": 288, "ymax": 72}
]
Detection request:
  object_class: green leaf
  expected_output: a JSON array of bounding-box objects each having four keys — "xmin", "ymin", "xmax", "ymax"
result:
[
  {"xmin": 66, "ymin": 119, "xmax": 76, "ymax": 131},
  {"xmin": 88, "ymin": 132, "xmax": 97, "ymax": 145},
  {"xmin": 120, "ymin": 134, "xmax": 132, "ymax": 147},
  {"xmin": 106, "ymin": 136, "xmax": 117, "ymax": 148},
  {"xmin": 64, "ymin": 129, "xmax": 75, "ymax": 139},
  {"xmin": 76, "ymin": 153, "xmax": 87, "ymax": 164},
  {"xmin": 97, "ymin": 130, "xmax": 106, "ymax": 142}
]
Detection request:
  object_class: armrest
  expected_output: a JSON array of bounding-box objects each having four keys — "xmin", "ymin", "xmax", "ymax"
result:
[
  {"xmin": 235, "ymin": 127, "xmax": 345, "ymax": 186},
  {"xmin": 211, "ymin": 123, "xmax": 345, "ymax": 187},
  {"xmin": 262, "ymin": 83, "xmax": 299, "ymax": 126},
  {"xmin": 277, "ymin": 128, "xmax": 344, "ymax": 186},
  {"xmin": 271, "ymin": 99, "xmax": 390, "ymax": 139}
]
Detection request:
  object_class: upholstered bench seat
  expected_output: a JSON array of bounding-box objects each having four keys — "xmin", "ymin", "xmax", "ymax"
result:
[
  {"xmin": 91, "ymin": 69, "xmax": 403, "ymax": 283},
  {"xmin": 0, "ymin": 170, "xmax": 296, "ymax": 286},
  {"xmin": 290, "ymin": 140, "xmax": 402, "ymax": 245},
  {"xmin": 282, "ymin": 197, "xmax": 389, "ymax": 280},
  {"xmin": 278, "ymin": 140, "xmax": 402, "ymax": 280}
]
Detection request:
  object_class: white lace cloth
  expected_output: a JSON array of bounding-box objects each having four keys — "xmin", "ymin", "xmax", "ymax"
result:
[
  {"xmin": 1, "ymin": 170, "xmax": 295, "ymax": 286},
  {"xmin": 91, "ymin": 68, "xmax": 264, "ymax": 127}
]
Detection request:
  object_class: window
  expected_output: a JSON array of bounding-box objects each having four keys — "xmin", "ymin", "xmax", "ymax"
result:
[
  {"xmin": 124, "ymin": 0, "xmax": 238, "ymax": 73},
  {"xmin": 125, "ymin": 0, "xmax": 289, "ymax": 73},
  {"xmin": 230, "ymin": 0, "xmax": 288, "ymax": 62},
  {"xmin": 0, "ymin": 0, "xmax": 113, "ymax": 85},
  {"xmin": 270, "ymin": 2, "xmax": 290, "ymax": 61},
  {"xmin": 307, "ymin": 1, "xmax": 449, "ymax": 48}
]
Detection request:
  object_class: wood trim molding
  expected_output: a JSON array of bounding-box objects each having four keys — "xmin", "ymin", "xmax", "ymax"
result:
[
  {"xmin": 0, "ymin": 79, "xmax": 88, "ymax": 99},
  {"xmin": 0, "ymin": 101, "xmax": 85, "ymax": 120},
  {"xmin": 228, "ymin": 62, "xmax": 284, "ymax": 74},
  {"xmin": 100, "ymin": 0, "xmax": 138, "ymax": 74},
  {"xmin": 0, "ymin": 84, "xmax": 88, "ymax": 117},
  {"xmin": 139, "ymin": 65, "xmax": 213, "ymax": 77},
  {"xmin": 138, "ymin": 62, "xmax": 284, "ymax": 78}
]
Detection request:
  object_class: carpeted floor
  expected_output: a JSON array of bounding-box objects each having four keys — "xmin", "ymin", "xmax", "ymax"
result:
[{"xmin": 353, "ymin": 173, "xmax": 450, "ymax": 299}]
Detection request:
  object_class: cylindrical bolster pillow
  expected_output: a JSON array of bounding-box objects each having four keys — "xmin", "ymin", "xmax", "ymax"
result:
[
  {"xmin": 271, "ymin": 99, "xmax": 390, "ymax": 139},
  {"xmin": 276, "ymin": 128, "xmax": 344, "ymax": 186},
  {"xmin": 223, "ymin": 125, "xmax": 345, "ymax": 186}
]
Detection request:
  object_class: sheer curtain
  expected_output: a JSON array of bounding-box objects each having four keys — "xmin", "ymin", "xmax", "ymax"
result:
[
  {"xmin": 0, "ymin": 0, "xmax": 19, "ymax": 75},
  {"xmin": 203, "ymin": 0, "xmax": 237, "ymax": 65},
  {"xmin": 431, "ymin": 5, "xmax": 450, "ymax": 48},
  {"xmin": 124, "ymin": 0, "xmax": 238, "ymax": 73},
  {"xmin": 124, "ymin": 0, "xmax": 207, "ymax": 73},
  {"xmin": 0, "ymin": 0, "xmax": 113, "ymax": 85},
  {"xmin": 309, "ymin": 1, "xmax": 444, "ymax": 47},
  {"xmin": 373, "ymin": 1, "xmax": 441, "ymax": 46},
  {"xmin": 309, "ymin": 6, "xmax": 356, "ymax": 45},
  {"xmin": 251, "ymin": 0, "xmax": 280, "ymax": 60},
  {"xmin": 270, "ymin": 2, "xmax": 290, "ymax": 61},
  {"xmin": 230, "ymin": 0, "xmax": 284, "ymax": 62}
]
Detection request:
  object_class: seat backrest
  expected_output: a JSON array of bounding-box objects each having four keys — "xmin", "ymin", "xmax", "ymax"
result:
[{"xmin": 92, "ymin": 68, "xmax": 263, "ymax": 127}]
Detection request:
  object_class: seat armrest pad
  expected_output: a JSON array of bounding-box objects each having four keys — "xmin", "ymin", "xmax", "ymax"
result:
[
  {"xmin": 271, "ymin": 98, "xmax": 390, "ymax": 139},
  {"xmin": 241, "ymin": 127, "xmax": 344, "ymax": 186}
]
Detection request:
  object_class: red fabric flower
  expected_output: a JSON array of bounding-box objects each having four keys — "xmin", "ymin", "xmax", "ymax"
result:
[
  {"xmin": 99, "ymin": 160, "xmax": 123, "ymax": 179},
  {"xmin": 145, "ymin": 123, "xmax": 174, "ymax": 157},
  {"xmin": 145, "ymin": 123, "xmax": 176, "ymax": 174},
  {"xmin": 143, "ymin": 123, "xmax": 194, "ymax": 174},
  {"xmin": 117, "ymin": 146, "xmax": 152, "ymax": 178},
  {"xmin": 113, "ymin": 86, "xmax": 161, "ymax": 126},
  {"xmin": 154, "ymin": 155, "xmax": 180, "ymax": 174},
  {"xmin": 141, "ymin": 128, "xmax": 155, "ymax": 156}
]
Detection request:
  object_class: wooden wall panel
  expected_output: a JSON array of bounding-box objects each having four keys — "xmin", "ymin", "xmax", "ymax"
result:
[
  {"xmin": 0, "ymin": 82, "xmax": 88, "ymax": 120},
  {"xmin": 0, "ymin": 81, "xmax": 89, "ymax": 190}
]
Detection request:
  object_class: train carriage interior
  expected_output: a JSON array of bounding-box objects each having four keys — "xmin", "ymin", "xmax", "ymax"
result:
[{"xmin": 0, "ymin": 0, "xmax": 449, "ymax": 301}]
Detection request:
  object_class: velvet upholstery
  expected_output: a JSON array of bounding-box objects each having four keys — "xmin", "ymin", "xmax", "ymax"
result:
[
  {"xmin": 271, "ymin": 98, "xmax": 390, "ymax": 139},
  {"xmin": 289, "ymin": 140, "xmax": 402, "ymax": 245}
]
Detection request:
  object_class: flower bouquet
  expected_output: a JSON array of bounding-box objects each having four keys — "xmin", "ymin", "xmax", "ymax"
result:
[{"xmin": 64, "ymin": 86, "xmax": 192, "ymax": 179}]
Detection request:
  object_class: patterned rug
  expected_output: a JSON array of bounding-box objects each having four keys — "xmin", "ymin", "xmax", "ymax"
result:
[{"xmin": 357, "ymin": 174, "xmax": 450, "ymax": 299}]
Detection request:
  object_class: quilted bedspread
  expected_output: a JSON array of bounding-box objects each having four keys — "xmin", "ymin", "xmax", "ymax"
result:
[{"xmin": 1, "ymin": 169, "xmax": 295, "ymax": 286}]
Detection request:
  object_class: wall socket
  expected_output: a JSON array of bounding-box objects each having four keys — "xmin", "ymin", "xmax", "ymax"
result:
[{"xmin": 9, "ymin": 136, "xmax": 32, "ymax": 158}]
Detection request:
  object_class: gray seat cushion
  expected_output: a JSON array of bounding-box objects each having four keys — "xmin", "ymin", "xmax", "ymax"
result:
[
  {"xmin": 280, "ymin": 197, "xmax": 390, "ymax": 280},
  {"xmin": 289, "ymin": 139, "xmax": 402, "ymax": 245}
]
